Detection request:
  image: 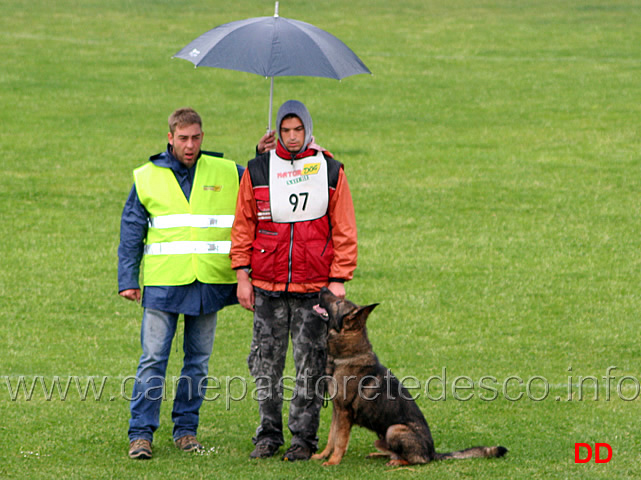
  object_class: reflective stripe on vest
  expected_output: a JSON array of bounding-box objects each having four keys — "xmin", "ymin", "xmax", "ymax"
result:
[
  {"xmin": 133, "ymin": 154, "xmax": 239, "ymax": 286},
  {"xmin": 148, "ymin": 214, "xmax": 235, "ymax": 229},
  {"xmin": 144, "ymin": 241, "xmax": 232, "ymax": 255}
]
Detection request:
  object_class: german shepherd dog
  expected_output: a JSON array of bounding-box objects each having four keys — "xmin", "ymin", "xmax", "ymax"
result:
[{"xmin": 311, "ymin": 287, "xmax": 507, "ymax": 466}]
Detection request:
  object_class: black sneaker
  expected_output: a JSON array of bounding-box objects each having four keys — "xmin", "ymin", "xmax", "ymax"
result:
[
  {"xmin": 282, "ymin": 444, "xmax": 312, "ymax": 461},
  {"xmin": 250, "ymin": 442, "xmax": 280, "ymax": 459}
]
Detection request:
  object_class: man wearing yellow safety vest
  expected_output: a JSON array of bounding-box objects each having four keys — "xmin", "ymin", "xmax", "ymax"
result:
[{"xmin": 118, "ymin": 108, "xmax": 252, "ymax": 460}]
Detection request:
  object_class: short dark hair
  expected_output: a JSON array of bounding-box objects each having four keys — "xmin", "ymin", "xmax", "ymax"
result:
[{"xmin": 281, "ymin": 113, "xmax": 301, "ymax": 124}]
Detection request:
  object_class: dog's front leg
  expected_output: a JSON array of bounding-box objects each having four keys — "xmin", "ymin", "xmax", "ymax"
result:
[
  {"xmin": 312, "ymin": 404, "xmax": 338, "ymax": 460},
  {"xmin": 323, "ymin": 408, "xmax": 352, "ymax": 466}
]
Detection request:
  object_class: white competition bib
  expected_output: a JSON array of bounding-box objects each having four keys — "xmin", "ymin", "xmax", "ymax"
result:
[{"xmin": 268, "ymin": 150, "xmax": 329, "ymax": 223}]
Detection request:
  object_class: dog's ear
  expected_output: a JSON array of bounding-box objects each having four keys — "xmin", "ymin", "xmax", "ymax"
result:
[
  {"xmin": 359, "ymin": 303, "xmax": 379, "ymax": 317},
  {"xmin": 346, "ymin": 303, "xmax": 378, "ymax": 331}
]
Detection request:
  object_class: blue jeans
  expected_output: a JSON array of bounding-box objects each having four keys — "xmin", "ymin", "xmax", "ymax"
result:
[{"xmin": 128, "ymin": 308, "xmax": 217, "ymax": 442}]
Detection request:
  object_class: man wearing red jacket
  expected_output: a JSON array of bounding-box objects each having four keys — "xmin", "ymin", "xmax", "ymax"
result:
[{"xmin": 231, "ymin": 100, "xmax": 357, "ymax": 461}]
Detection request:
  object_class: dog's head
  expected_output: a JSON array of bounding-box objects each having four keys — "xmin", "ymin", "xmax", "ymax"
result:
[{"xmin": 314, "ymin": 287, "xmax": 378, "ymax": 335}]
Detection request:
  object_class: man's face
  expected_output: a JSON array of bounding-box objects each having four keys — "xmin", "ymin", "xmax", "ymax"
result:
[
  {"xmin": 168, "ymin": 123, "xmax": 203, "ymax": 168},
  {"xmin": 280, "ymin": 116, "xmax": 305, "ymax": 153}
]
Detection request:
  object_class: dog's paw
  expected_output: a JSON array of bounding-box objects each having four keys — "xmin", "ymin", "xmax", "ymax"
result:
[
  {"xmin": 366, "ymin": 452, "xmax": 390, "ymax": 459},
  {"xmin": 322, "ymin": 457, "xmax": 342, "ymax": 466},
  {"xmin": 386, "ymin": 458, "xmax": 410, "ymax": 467}
]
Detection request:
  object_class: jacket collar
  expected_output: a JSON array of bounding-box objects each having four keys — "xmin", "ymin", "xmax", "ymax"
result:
[{"xmin": 149, "ymin": 144, "xmax": 201, "ymax": 172}]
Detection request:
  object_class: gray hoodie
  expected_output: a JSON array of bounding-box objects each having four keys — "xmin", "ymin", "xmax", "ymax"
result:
[{"xmin": 276, "ymin": 100, "xmax": 313, "ymax": 154}]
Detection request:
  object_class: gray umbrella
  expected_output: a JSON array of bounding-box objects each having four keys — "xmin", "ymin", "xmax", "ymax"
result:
[{"xmin": 174, "ymin": 2, "xmax": 371, "ymax": 130}]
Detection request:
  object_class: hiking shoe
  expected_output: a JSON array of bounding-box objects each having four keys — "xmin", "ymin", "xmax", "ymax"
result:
[
  {"xmin": 128, "ymin": 439, "xmax": 152, "ymax": 460},
  {"xmin": 175, "ymin": 435, "xmax": 204, "ymax": 452},
  {"xmin": 250, "ymin": 442, "xmax": 280, "ymax": 459},
  {"xmin": 282, "ymin": 444, "xmax": 312, "ymax": 461}
]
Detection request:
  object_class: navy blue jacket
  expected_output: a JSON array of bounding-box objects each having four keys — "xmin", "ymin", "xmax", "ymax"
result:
[{"xmin": 118, "ymin": 146, "xmax": 245, "ymax": 316}]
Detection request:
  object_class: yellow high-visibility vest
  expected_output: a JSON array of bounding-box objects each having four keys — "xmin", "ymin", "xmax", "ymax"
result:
[{"xmin": 134, "ymin": 154, "xmax": 239, "ymax": 286}]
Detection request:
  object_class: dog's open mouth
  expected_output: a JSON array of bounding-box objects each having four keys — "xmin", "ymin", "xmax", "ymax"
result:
[{"xmin": 313, "ymin": 304, "xmax": 329, "ymax": 322}]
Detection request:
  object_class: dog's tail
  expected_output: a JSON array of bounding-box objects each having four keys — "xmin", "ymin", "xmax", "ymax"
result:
[{"xmin": 434, "ymin": 445, "xmax": 508, "ymax": 461}]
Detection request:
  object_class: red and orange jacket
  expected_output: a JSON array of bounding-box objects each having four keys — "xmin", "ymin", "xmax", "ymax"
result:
[{"xmin": 230, "ymin": 143, "xmax": 357, "ymax": 294}]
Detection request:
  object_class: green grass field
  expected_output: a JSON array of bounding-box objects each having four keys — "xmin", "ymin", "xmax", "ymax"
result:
[{"xmin": 1, "ymin": 0, "xmax": 640, "ymax": 478}]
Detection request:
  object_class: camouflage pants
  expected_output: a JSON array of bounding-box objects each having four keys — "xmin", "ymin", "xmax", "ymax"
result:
[{"xmin": 247, "ymin": 289, "xmax": 328, "ymax": 450}]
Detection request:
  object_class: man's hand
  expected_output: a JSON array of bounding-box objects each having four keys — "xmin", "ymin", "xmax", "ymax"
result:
[
  {"xmin": 257, "ymin": 130, "xmax": 276, "ymax": 154},
  {"xmin": 236, "ymin": 270, "xmax": 255, "ymax": 311},
  {"xmin": 327, "ymin": 282, "xmax": 346, "ymax": 299},
  {"xmin": 119, "ymin": 288, "xmax": 141, "ymax": 302}
]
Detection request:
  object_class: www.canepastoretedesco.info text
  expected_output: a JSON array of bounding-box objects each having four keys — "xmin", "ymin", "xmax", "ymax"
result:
[{"xmin": 2, "ymin": 367, "xmax": 639, "ymax": 405}]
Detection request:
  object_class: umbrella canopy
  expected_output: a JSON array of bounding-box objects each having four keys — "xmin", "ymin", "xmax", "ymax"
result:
[{"xmin": 174, "ymin": 3, "xmax": 370, "ymax": 130}]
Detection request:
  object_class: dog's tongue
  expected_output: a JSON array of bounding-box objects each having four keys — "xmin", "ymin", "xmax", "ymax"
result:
[{"xmin": 313, "ymin": 304, "xmax": 328, "ymax": 317}]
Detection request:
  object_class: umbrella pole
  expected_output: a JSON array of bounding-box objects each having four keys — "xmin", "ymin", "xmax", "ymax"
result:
[
  {"xmin": 268, "ymin": 2, "xmax": 277, "ymax": 133},
  {"xmin": 268, "ymin": 76, "xmax": 274, "ymax": 133}
]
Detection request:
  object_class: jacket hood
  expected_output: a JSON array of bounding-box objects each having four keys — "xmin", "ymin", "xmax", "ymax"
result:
[{"xmin": 276, "ymin": 100, "xmax": 313, "ymax": 153}]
